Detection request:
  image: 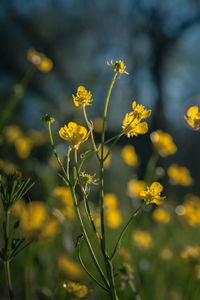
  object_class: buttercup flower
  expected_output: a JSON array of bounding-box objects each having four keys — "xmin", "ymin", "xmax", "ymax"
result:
[
  {"xmin": 53, "ymin": 187, "xmax": 75, "ymax": 219},
  {"xmin": 160, "ymin": 248, "xmax": 172, "ymax": 260},
  {"xmin": 150, "ymin": 130, "xmax": 177, "ymax": 157},
  {"xmin": 104, "ymin": 193, "xmax": 122, "ymax": 228},
  {"xmin": 107, "ymin": 59, "xmax": 128, "ymax": 75},
  {"xmin": 140, "ymin": 182, "xmax": 165, "ymax": 205},
  {"xmin": 72, "ymin": 86, "xmax": 93, "ymax": 107},
  {"xmin": 123, "ymin": 101, "xmax": 151, "ymax": 137},
  {"xmin": 167, "ymin": 164, "xmax": 193, "ymax": 186},
  {"xmin": 27, "ymin": 49, "xmax": 53, "ymax": 72},
  {"xmin": 58, "ymin": 255, "xmax": 83, "ymax": 280},
  {"xmin": 59, "ymin": 122, "xmax": 89, "ymax": 149},
  {"xmin": 182, "ymin": 194, "xmax": 200, "ymax": 226},
  {"xmin": 184, "ymin": 106, "xmax": 200, "ymax": 130},
  {"xmin": 121, "ymin": 144, "xmax": 138, "ymax": 166}
]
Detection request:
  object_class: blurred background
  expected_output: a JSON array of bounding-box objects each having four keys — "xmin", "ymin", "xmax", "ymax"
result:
[{"xmin": 1, "ymin": 0, "xmax": 200, "ymax": 299}]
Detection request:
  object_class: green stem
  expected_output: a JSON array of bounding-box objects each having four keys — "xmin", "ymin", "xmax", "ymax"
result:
[
  {"xmin": 83, "ymin": 105, "xmax": 100, "ymax": 160},
  {"xmin": 74, "ymin": 150, "xmax": 101, "ymax": 244},
  {"xmin": 110, "ymin": 203, "xmax": 144, "ymax": 260},
  {"xmin": 4, "ymin": 211, "xmax": 14, "ymax": 299}
]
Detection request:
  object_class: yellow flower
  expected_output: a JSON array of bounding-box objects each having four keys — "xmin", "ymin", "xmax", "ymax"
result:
[
  {"xmin": 98, "ymin": 146, "xmax": 111, "ymax": 168},
  {"xmin": 127, "ymin": 179, "xmax": 146, "ymax": 198},
  {"xmin": 122, "ymin": 101, "xmax": 151, "ymax": 138},
  {"xmin": 184, "ymin": 106, "xmax": 200, "ymax": 130},
  {"xmin": 4, "ymin": 125, "xmax": 23, "ymax": 143},
  {"xmin": 140, "ymin": 182, "xmax": 165, "ymax": 205},
  {"xmin": 160, "ymin": 248, "xmax": 172, "ymax": 260},
  {"xmin": 182, "ymin": 194, "xmax": 200, "ymax": 226},
  {"xmin": 132, "ymin": 230, "xmax": 152, "ymax": 249},
  {"xmin": 27, "ymin": 48, "xmax": 53, "ymax": 72},
  {"xmin": 72, "ymin": 86, "xmax": 93, "ymax": 107},
  {"xmin": 0, "ymin": 159, "xmax": 17, "ymax": 174},
  {"xmin": 63, "ymin": 281, "xmax": 88, "ymax": 298},
  {"xmin": 180, "ymin": 246, "xmax": 200, "ymax": 262},
  {"xmin": 105, "ymin": 209, "xmax": 122, "ymax": 228},
  {"xmin": 58, "ymin": 255, "xmax": 83, "ymax": 280},
  {"xmin": 59, "ymin": 122, "xmax": 89, "ymax": 150},
  {"xmin": 53, "ymin": 187, "xmax": 75, "ymax": 219},
  {"xmin": 107, "ymin": 59, "xmax": 128, "ymax": 74},
  {"xmin": 15, "ymin": 137, "xmax": 32, "ymax": 159},
  {"xmin": 104, "ymin": 193, "xmax": 118, "ymax": 209},
  {"xmin": 150, "ymin": 130, "xmax": 177, "ymax": 157},
  {"xmin": 167, "ymin": 164, "xmax": 193, "ymax": 186},
  {"xmin": 104, "ymin": 194, "xmax": 122, "ymax": 228},
  {"xmin": 121, "ymin": 144, "xmax": 138, "ymax": 166},
  {"xmin": 152, "ymin": 208, "xmax": 170, "ymax": 224}
]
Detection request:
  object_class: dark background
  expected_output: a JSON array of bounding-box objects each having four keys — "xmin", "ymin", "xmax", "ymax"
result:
[{"xmin": 0, "ymin": 0, "xmax": 200, "ymax": 199}]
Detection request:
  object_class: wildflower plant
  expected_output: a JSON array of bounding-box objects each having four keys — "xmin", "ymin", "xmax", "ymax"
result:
[
  {"xmin": 0, "ymin": 174, "xmax": 34, "ymax": 299},
  {"xmin": 43, "ymin": 59, "xmax": 165, "ymax": 300}
]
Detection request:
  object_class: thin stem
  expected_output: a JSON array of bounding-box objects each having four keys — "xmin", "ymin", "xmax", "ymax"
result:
[
  {"xmin": 66, "ymin": 147, "xmax": 71, "ymax": 178},
  {"xmin": 82, "ymin": 105, "xmax": 100, "ymax": 160},
  {"xmin": 100, "ymin": 71, "xmax": 118, "ymax": 250},
  {"xmin": 78, "ymin": 245, "xmax": 109, "ymax": 293},
  {"xmin": 47, "ymin": 122, "xmax": 70, "ymax": 185},
  {"xmin": 110, "ymin": 203, "xmax": 144, "ymax": 260},
  {"xmin": 70, "ymin": 184, "xmax": 110, "ymax": 289},
  {"xmin": 4, "ymin": 210, "xmax": 14, "ymax": 299}
]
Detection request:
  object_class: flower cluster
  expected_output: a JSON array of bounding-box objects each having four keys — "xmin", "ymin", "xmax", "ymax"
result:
[
  {"xmin": 167, "ymin": 164, "xmax": 193, "ymax": 186},
  {"xmin": 59, "ymin": 122, "xmax": 89, "ymax": 150},
  {"xmin": 123, "ymin": 101, "xmax": 151, "ymax": 137},
  {"xmin": 184, "ymin": 106, "xmax": 200, "ymax": 130},
  {"xmin": 13, "ymin": 200, "xmax": 60, "ymax": 240},
  {"xmin": 63, "ymin": 281, "xmax": 88, "ymax": 298},
  {"xmin": 27, "ymin": 48, "xmax": 53, "ymax": 72},
  {"xmin": 104, "ymin": 193, "xmax": 122, "ymax": 228},
  {"xmin": 72, "ymin": 86, "xmax": 93, "ymax": 108},
  {"xmin": 150, "ymin": 130, "xmax": 177, "ymax": 157},
  {"xmin": 140, "ymin": 182, "xmax": 165, "ymax": 205}
]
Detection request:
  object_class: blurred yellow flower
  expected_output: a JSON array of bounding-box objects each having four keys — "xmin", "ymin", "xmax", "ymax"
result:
[
  {"xmin": 107, "ymin": 59, "xmax": 128, "ymax": 75},
  {"xmin": 72, "ymin": 86, "xmax": 93, "ymax": 107},
  {"xmin": 40, "ymin": 217, "xmax": 60, "ymax": 240},
  {"xmin": 53, "ymin": 187, "xmax": 75, "ymax": 219},
  {"xmin": 0, "ymin": 159, "xmax": 17, "ymax": 174},
  {"xmin": 121, "ymin": 144, "xmax": 138, "ymax": 166},
  {"xmin": 160, "ymin": 248, "xmax": 172, "ymax": 260},
  {"xmin": 106, "ymin": 209, "xmax": 122, "ymax": 228},
  {"xmin": 182, "ymin": 194, "xmax": 200, "ymax": 226},
  {"xmin": 123, "ymin": 101, "xmax": 151, "ymax": 138},
  {"xmin": 180, "ymin": 246, "xmax": 200, "ymax": 261},
  {"xmin": 4, "ymin": 125, "xmax": 23, "ymax": 143},
  {"xmin": 27, "ymin": 48, "xmax": 53, "ymax": 72},
  {"xmin": 150, "ymin": 130, "xmax": 177, "ymax": 157},
  {"xmin": 59, "ymin": 122, "xmax": 89, "ymax": 150},
  {"xmin": 104, "ymin": 193, "xmax": 122, "ymax": 228},
  {"xmin": 152, "ymin": 208, "xmax": 170, "ymax": 224},
  {"xmin": 127, "ymin": 179, "xmax": 146, "ymax": 198},
  {"xmin": 140, "ymin": 182, "xmax": 165, "ymax": 205},
  {"xmin": 58, "ymin": 255, "xmax": 83, "ymax": 280},
  {"xmin": 133, "ymin": 230, "xmax": 152, "ymax": 249},
  {"xmin": 184, "ymin": 106, "xmax": 200, "ymax": 130},
  {"xmin": 167, "ymin": 164, "xmax": 193, "ymax": 186},
  {"xmin": 15, "ymin": 137, "xmax": 32, "ymax": 159},
  {"xmin": 104, "ymin": 193, "xmax": 118, "ymax": 209},
  {"xmin": 63, "ymin": 281, "xmax": 88, "ymax": 298},
  {"xmin": 99, "ymin": 145, "xmax": 111, "ymax": 168}
]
